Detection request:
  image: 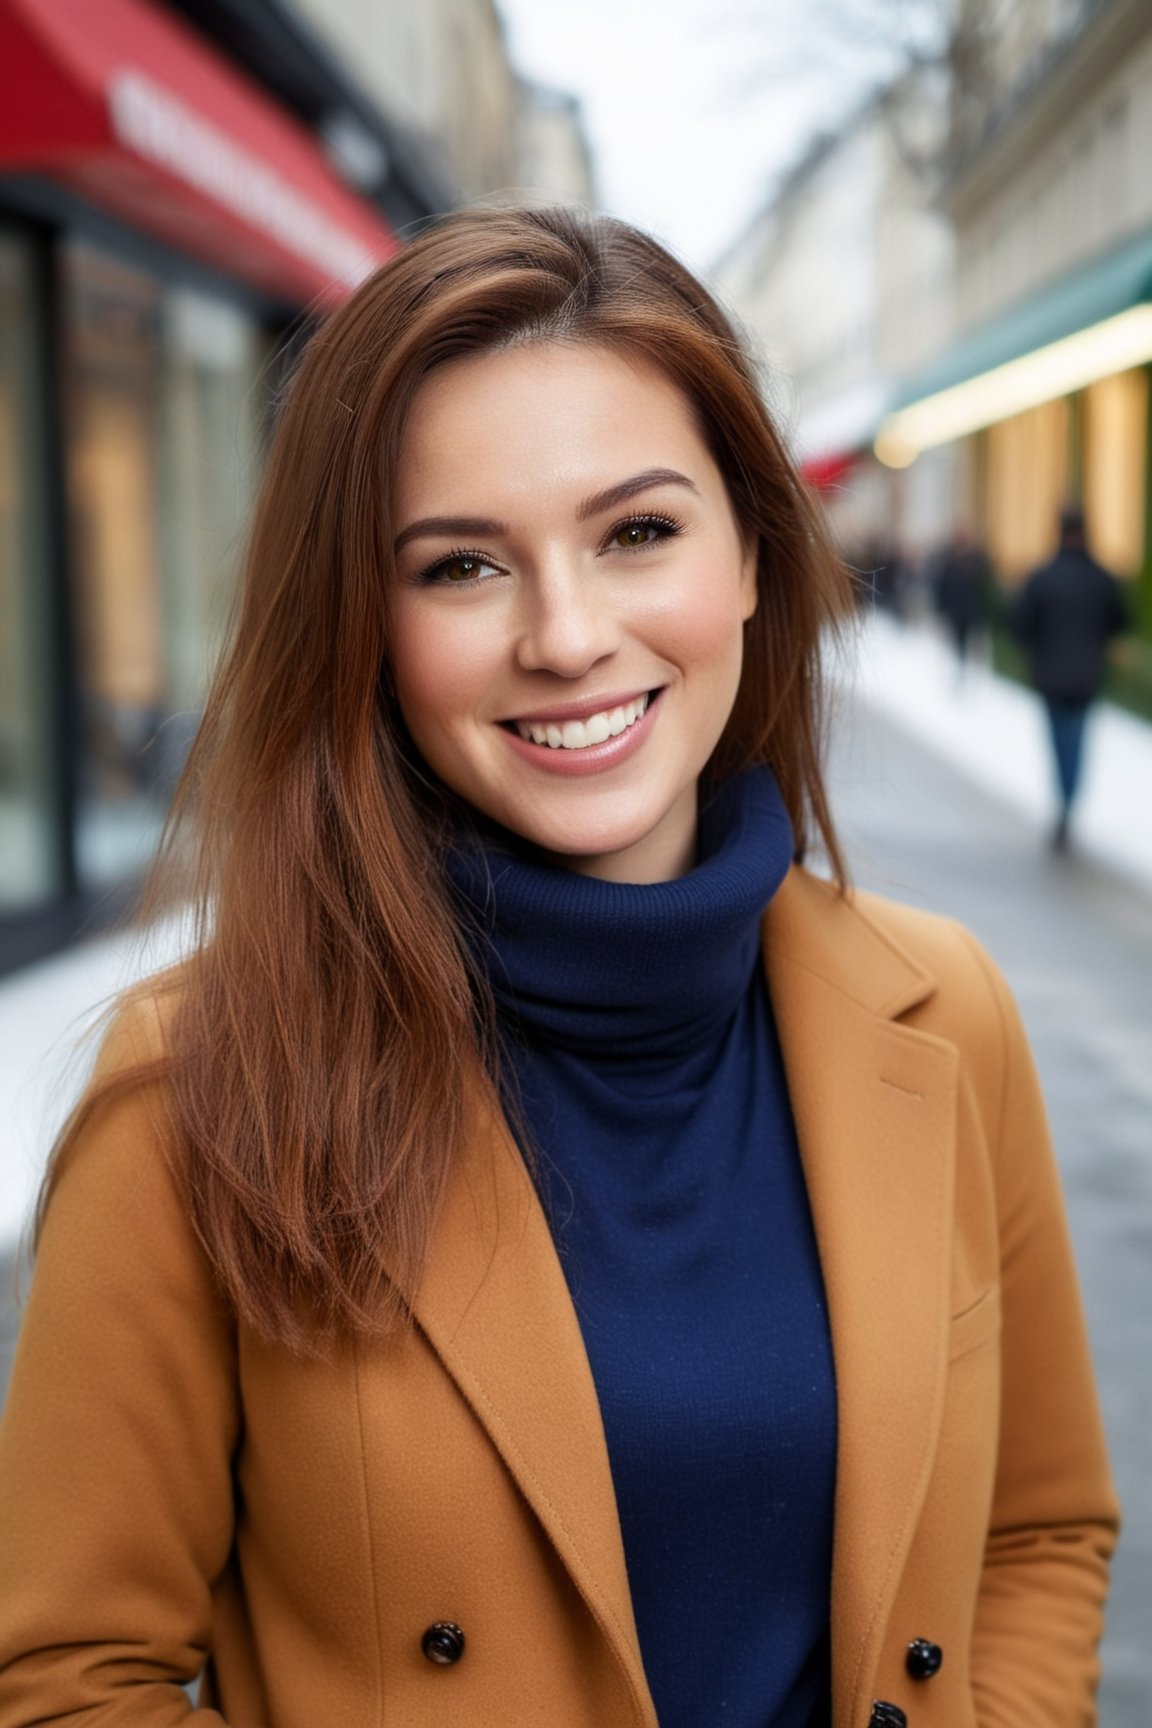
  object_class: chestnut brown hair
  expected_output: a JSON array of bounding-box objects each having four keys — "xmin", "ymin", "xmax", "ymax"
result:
[{"xmin": 40, "ymin": 205, "xmax": 853, "ymax": 1348}]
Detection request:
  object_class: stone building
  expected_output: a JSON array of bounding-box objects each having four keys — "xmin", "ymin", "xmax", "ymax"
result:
[
  {"xmin": 878, "ymin": 0, "xmax": 1152, "ymax": 595},
  {"xmin": 717, "ymin": 72, "xmax": 954, "ymax": 571},
  {"xmin": 515, "ymin": 80, "xmax": 596, "ymax": 209},
  {"xmin": 290, "ymin": 0, "xmax": 594, "ymax": 211}
]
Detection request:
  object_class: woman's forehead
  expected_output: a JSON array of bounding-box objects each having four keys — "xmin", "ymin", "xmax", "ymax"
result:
[{"xmin": 394, "ymin": 342, "xmax": 722, "ymax": 521}]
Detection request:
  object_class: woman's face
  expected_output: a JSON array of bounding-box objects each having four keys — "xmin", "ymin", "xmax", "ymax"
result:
[{"xmin": 390, "ymin": 341, "xmax": 757, "ymax": 883}]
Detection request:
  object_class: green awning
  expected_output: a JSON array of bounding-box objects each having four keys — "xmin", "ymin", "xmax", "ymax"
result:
[{"xmin": 892, "ymin": 226, "xmax": 1152, "ymax": 410}]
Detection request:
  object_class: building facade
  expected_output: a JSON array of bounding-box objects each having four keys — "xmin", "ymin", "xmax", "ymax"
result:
[
  {"xmin": 515, "ymin": 80, "xmax": 596, "ymax": 209},
  {"xmin": 289, "ymin": 0, "xmax": 519, "ymax": 206},
  {"xmin": 289, "ymin": 0, "xmax": 595, "ymax": 212},
  {"xmin": 878, "ymin": 0, "xmax": 1152, "ymax": 603},
  {"xmin": 716, "ymin": 73, "xmax": 954, "ymax": 571}
]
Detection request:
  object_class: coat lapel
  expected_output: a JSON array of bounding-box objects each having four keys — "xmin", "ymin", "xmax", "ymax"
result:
[
  {"xmin": 766, "ymin": 869, "xmax": 958, "ymax": 1727},
  {"xmin": 406, "ymin": 1080, "xmax": 657, "ymax": 1727}
]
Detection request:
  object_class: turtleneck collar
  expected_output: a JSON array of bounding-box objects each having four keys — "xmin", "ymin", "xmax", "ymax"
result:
[{"xmin": 446, "ymin": 767, "xmax": 793, "ymax": 1060}]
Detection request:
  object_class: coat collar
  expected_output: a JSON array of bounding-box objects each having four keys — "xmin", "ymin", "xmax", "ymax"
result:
[
  {"xmin": 405, "ymin": 865, "xmax": 958, "ymax": 1727},
  {"xmin": 766, "ymin": 865, "xmax": 938, "ymax": 1020}
]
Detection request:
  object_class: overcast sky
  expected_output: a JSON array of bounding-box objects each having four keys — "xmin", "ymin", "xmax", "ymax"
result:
[{"xmin": 495, "ymin": 0, "xmax": 906, "ymax": 274}]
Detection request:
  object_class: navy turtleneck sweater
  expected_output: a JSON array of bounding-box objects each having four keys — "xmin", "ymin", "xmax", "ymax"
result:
[{"xmin": 449, "ymin": 770, "xmax": 836, "ymax": 1728}]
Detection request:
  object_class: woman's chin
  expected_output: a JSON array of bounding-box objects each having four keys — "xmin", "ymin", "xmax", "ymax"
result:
[{"xmin": 507, "ymin": 810, "xmax": 696, "ymax": 885}]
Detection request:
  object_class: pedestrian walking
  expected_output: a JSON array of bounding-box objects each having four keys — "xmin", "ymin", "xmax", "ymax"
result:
[
  {"xmin": 1011, "ymin": 506, "xmax": 1128, "ymax": 852},
  {"xmin": 932, "ymin": 526, "xmax": 993, "ymax": 673},
  {"xmin": 0, "ymin": 206, "xmax": 1117, "ymax": 1728}
]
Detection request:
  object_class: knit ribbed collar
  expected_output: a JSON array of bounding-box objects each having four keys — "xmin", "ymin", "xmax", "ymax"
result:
[{"xmin": 446, "ymin": 768, "xmax": 793, "ymax": 1060}]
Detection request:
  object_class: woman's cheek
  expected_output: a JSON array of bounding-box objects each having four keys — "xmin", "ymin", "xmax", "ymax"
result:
[
  {"xmin": 393, "ymin": 601, "xmax": 495, "ymax": 736},
  {"xmin": 652, "ymin": 563, "xmax": 751, "ymax": 662}
]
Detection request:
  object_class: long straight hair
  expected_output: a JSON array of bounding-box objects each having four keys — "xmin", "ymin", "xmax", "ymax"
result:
[{"xmin": 39, "ymin": 205, "xmax": 854, "ymax": 1348}]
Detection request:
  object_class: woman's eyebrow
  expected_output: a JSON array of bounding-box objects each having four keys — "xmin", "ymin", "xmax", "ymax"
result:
[
  {"xmin": 393, "ymin": 470, "xmax": 698, "ymax": 552},
  {"xmin": 394, "ymin": 514, "xmax": 508, "ymax": 553},
  {"xmin": 577, "ymin": 468, "xmax": 699, "ymax": 520}
]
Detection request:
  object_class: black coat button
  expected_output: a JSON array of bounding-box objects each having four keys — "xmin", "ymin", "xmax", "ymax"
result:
[
  {"xmin": 869, "ymin": 1704, "xmax": 907, "ymax": 1728},
  {"xmin": 421, "ymin": 1621, "xmax": 466, "ymax": 1666},
  {"xmin": 906, "ymin": 1636, "xmax": 944, "ymax": 1679}
]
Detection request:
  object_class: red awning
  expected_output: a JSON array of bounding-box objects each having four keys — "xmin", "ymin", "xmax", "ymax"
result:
[
  {"xmin": 799, "ymin": 452, "xmax": 857, "ymax": 492},
  {"xmin": 0, "ymin": 0, "xmax": 399, "ymax": 306}
]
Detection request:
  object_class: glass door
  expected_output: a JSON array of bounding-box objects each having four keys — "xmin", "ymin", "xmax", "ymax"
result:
[
  {"xmin": 61, "ymin": 243, "xmax": 268, "ymax": 890},
  {"xmin": 0, "ymin": 226, "xmax": 59, "ymax": 914}
]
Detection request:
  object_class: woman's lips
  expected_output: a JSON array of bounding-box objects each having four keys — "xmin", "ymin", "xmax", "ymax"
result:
[{"xmin": 501, "ymin": 689, "xmax": 662, "ymax": 776}]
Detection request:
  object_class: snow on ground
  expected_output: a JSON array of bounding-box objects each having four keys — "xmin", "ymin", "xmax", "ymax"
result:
[
  {"xmin": 2, "ymin": 613, "xmax": 1150, "ymax": 1249},
  {"xmin": 0, "ymin": 920, "xmax": 189, "ymax": 1250}
]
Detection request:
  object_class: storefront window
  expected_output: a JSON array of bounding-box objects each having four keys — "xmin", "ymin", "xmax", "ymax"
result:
[
  {"xmin": 158, "ymin": 289, "xmax": 266, "ymax": 735},
  {"xmin": 1083, "ymin": 369, "xmax": 1147, "ymax": 578},
  {"xmin": 0, "ymin": 227, "xmax": 58, "ymax": 913},
  {"xmin": 62, "ymin": 243, "xmax": 266, "ymax": 889},
  {"xmin": 985, "ymin": 396, "xmax": 1069, "ymax": 581}
]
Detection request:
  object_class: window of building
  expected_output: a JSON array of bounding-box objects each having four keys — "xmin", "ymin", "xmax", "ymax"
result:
[
  {"xmin": 0, "ymin": 226, "xmax": 58, "ymax": 914},
  {"xmin": 985, "ymin": 396, "xmax": 1070, "ymax": 580},
  {"xmin": 61, "ymin": 241, "xmax": 267, "ymax": 891},
  {"xmin": 1083, "ymin": 368, "xmax": 1147, "ymax": 578}
]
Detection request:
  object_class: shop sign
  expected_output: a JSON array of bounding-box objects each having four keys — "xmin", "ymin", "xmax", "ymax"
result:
[{"xmin": 109, "ymin": 69, "xmax": 378, "ymax": 290}]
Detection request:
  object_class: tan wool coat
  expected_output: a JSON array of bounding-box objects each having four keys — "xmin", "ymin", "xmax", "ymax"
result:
[{"xmin": 0, "ymin": 868, "xmax": 1119, "ymax": 1727}]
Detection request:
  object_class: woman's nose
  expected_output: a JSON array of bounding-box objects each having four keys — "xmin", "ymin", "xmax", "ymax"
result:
[{"xmin": 514, "ymin": 566, "xmax": 620, "ymax": 678}]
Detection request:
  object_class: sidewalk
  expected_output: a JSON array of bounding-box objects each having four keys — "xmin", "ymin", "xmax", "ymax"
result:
[
  {"xmin": 0, "ymin": 920, "xmax": 187, "ymax": 1252},
  {"xmin": 842, "ymin": 610, "xmax": 1152, "ymax": 896},
  {"xmin": 2, "ymin": 613, "xmax": 1150, "ymax": 1250}
]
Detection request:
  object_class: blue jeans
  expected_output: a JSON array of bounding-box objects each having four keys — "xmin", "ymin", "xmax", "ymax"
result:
[{"xmin": 1044, "ymin": 699, "xmax": 1090, "ymax": 812}]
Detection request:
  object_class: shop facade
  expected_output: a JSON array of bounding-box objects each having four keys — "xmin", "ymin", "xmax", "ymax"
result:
[
  {"xmin": 0, "ymin": 0, "xmax": 406, "ymax": 972},
  {"xmin": 877, "ymin": 228, "xmax": 1152, "ymax": 597},
  {"xmin": 876, "ymin": 0, "xmax": 1152, "ymax": 614},
  {"xmin": 715, "ymin": 72, "xmax": 956, "ymax": 583}
]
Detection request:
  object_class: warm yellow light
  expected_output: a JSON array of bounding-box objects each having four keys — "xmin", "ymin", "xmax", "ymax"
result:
[
  {"xmin": 872, "ymin": 430, "xmax": 919, "ymax": 469},
  {"xmin": 875, "ymin": 303, "xmax": 1152, "ymax": 463}
]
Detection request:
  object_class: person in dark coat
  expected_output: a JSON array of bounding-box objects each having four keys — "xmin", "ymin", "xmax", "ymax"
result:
[
  {"xmin": 1011, "ymin": 506, "xmax": 1128, "ymax": 851},
  {"xmin": 933, "ymin": 527, "xmax": 992, "ymax": 672}
]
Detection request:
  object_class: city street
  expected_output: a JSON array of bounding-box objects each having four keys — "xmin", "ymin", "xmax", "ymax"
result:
[{"xmin": 829, "ymin": 702, "xmax": 1152, "ymax": 1728}]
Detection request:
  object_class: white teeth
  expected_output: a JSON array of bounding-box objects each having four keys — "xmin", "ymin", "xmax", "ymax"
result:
[{"xmin": 516, "ymin": 693, "xmax": 650, "ymax": 750}]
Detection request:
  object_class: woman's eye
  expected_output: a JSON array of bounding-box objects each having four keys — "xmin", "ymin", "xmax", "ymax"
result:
[
  {"xmin": 441, "ymin": 555, "xmax": 486, "ymax": 582},
  {"xmin": 420, "ymin": 550, "xmax": 501, "ymax": 585},
  {"xmin": 607, "ymin": 514, "xmax": 682, "ymax": 553}
]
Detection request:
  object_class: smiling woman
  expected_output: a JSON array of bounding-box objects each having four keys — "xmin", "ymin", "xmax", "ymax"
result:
[
  {"xmin": 0, "ymin": 207, "xmax": 1118, "ymax": 1728},
  {"xmin": 391, "ymin": 343, "xmax": 757, "ymax": 881}
]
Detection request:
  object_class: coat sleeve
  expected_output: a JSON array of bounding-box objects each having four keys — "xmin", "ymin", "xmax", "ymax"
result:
[
  {"xmin": 961, "ymin": 932, "xmax": 1119, "ymax": 1728},
  {"xmin": 0, "ymin": 1007, "xmax": 242, "ymax": 1726}
]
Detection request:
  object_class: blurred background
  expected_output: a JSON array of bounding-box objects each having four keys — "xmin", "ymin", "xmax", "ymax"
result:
[{"xmin": 0, "ymin": 0, "xmax": 1150, "ymax": 1720}]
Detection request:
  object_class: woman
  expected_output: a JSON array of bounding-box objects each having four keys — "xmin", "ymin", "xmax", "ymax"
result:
[{"xmin": 0, "ymin": 206, "xmax": 1117, "ymax": 1728}]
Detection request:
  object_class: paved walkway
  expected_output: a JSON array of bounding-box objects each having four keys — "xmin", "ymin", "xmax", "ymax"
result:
[
  {"xmin": 0, "ymin": 919, "xmax": 186, "ymax": 1251},
  {"xmin": 846, "ymin": 611, "xmax": 1152, "ymax": 894},
  {"xmin": 827, "ymin": 700, "xmax": 1152, "ymax": 1728}
]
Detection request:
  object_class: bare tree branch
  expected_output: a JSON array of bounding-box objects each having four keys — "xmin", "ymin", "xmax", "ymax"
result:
[{"xmin": 715, "ymin": 0, "xmax": 997, "ymax": 182}]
